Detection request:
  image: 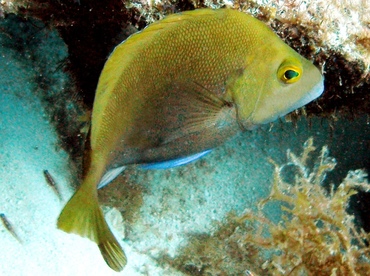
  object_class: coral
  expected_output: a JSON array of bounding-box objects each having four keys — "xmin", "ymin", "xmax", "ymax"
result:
[
  {"xmin": 162, "ymin": 138, "xmax": 370, "ymax": 276},
  {"xmin": 0, "ymin": 0, "xmax": 23, "ymax": 17}
]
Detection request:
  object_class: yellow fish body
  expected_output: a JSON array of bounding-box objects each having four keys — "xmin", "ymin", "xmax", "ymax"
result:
[{"xmin": 58, "ymin": 9, "xmax": 324, "ymax": 271}]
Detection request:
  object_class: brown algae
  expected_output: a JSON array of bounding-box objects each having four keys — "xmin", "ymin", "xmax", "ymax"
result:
[{"xmin": 161, "ymin": 138, "xmax": 370, "ymax": 275}]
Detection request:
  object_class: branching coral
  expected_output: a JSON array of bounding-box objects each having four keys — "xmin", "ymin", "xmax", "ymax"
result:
[{"xmin": 163, "ymin": 138, "xmax": 370, "ymax": 276}]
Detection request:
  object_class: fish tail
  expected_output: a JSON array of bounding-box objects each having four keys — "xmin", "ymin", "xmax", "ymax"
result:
[{"xmin": 57, "ymin": 184, "xmax": 127, "ymax": 271}]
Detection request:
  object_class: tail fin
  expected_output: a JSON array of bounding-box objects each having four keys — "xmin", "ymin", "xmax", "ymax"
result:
[{"xmin": 57, "ymin": 186, "xmax": 127, "ymax": 271}]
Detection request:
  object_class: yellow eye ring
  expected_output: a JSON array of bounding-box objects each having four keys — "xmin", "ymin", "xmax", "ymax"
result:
[{"xmin": 278, "ymin": 65, "xmax": 302, "ymax": 84}]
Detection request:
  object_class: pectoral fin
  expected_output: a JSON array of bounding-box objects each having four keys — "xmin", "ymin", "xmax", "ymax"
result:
[
  {"xmin": 130, "ymin": 80, "xmax": 234, "ymax": 150},
  {"xmin": 160, "ymin": 81, "xmax": 232, "ymax": 143}
]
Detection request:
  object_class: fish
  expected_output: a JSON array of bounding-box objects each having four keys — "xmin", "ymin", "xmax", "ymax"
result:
[
  {"xmin": 0, "ymin": 213, "xmax": 22, "ymax": 243},
  {"xmin": 43, "ymin": 170, "xmax": 63, "ymax": 201},
  {"xmin": 57, "ymin": 8, "xmax": 324, "ymax": 271}
]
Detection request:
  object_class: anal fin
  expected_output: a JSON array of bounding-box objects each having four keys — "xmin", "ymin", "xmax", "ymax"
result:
[
  {"xmin": 140, "ymin": 149, "xmax": 212, "ymax": 170},
  {"xmin": 98, "ymin": 166, "xmax": 126, "ymax": 189}
]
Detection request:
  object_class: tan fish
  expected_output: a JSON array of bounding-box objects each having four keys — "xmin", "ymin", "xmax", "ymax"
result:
[
  {"xmin": 43, "ymin": 170, "xmax": 62, "ymax": 201},
  {"xmin": 0, "ymin": 213, "xmax": 22, "ymax": 243},
  {"xmin": 58, "ymin": 8, "xmax": 324, "ymax": 271}
]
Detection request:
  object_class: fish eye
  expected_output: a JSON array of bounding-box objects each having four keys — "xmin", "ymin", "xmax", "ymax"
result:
[
  {"xmin": 278, "ymin": 64, "xmax": 302, "ymax": 84},
  {"xmin": 284, "ymin": 70, "xmax": 299, "ymax": 80}
]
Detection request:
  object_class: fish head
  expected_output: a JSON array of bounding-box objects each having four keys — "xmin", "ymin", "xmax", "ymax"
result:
[{"xmin": 228, "ymin": 41, "xmax": 324, "ymax": 130}]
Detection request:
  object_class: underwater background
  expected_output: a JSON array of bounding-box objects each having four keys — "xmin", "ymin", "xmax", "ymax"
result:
[{"xmin": 1, "ymin": 1, "xmax": 369, "ymax": 275}]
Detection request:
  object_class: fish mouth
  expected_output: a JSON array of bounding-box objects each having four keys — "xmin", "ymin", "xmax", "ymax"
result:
[
  {"xmin": 239, "ymin": 122, "xmax": 258, "ymax": 131},
  {"xmin": 262, "ymin": 75, "xmax": 324, "ymax": 125},
  {"xmin": 235, "ymin": 108, "xmax": 257, "ymax": 131},
  {"xmin": 282, "ymin": 75, "xmax": 325, "ymax": 117}
]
